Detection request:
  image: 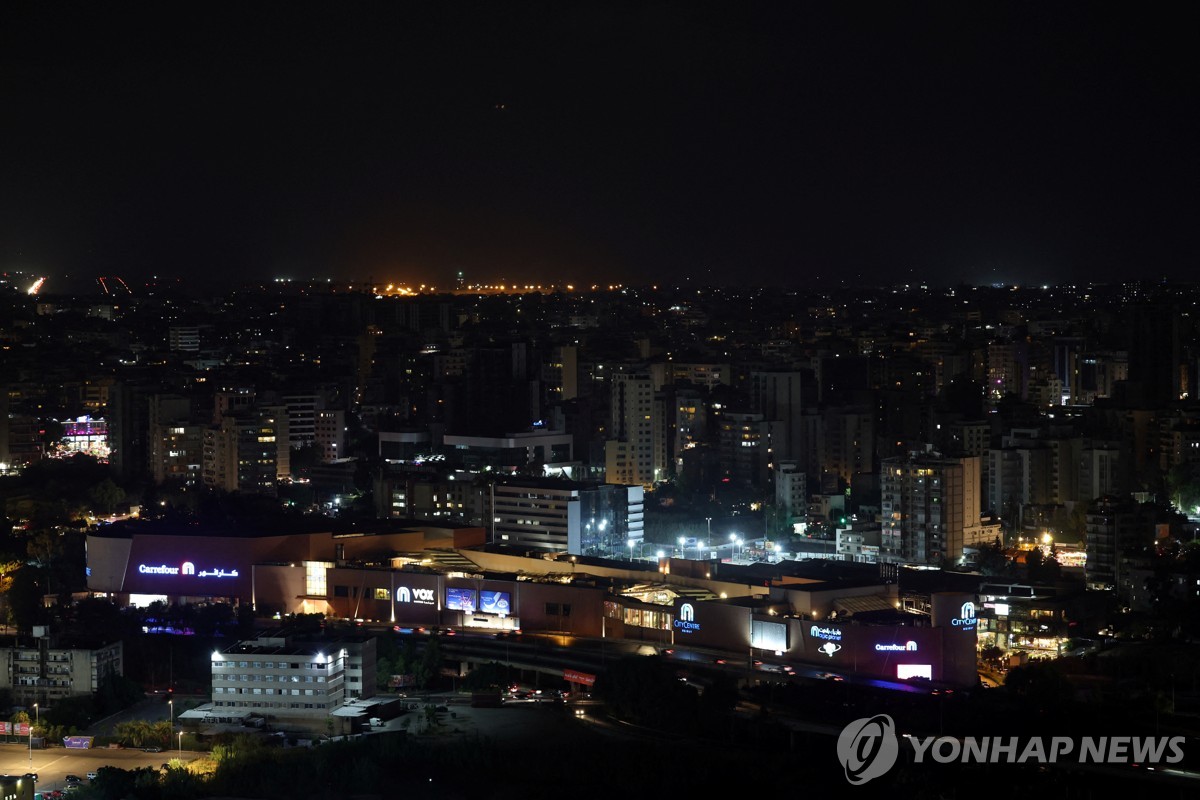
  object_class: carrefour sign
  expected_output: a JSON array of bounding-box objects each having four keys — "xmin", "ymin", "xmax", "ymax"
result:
[
  {"xmin": 137, "ymin": 562, "xmax": 239, "ymax": 578},
  {"xmin": 673, "ymin": 603, "xmax": 700, "ymax": 633},
  {"xmin": 395, "ymin": 586, "xmax": 436, "ymax": 605},
  {"xmin": 875, "ymin": 641, "xmax": 918, "ymax": 652}
]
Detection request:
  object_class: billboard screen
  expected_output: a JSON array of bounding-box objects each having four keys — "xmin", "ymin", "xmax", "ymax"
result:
[
  {"xmin": 479, "ymin": 590, "xmax": 512, "ymax": 615},
  {"xmin": 751, "ymin": 619, "xmax": 787, "ymax": 651},
  {"xmin": 897, "ymin": 664, "xmax": 933, "ymax": 680},
  {"xmin": 446, "ymin": 587, "xmax": 477, "ymax": 612}
]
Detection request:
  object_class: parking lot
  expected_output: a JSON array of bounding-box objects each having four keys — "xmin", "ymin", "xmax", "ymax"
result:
[{"xmin": 0, "ymin": 742, "xmax": 200, "ymax": 794}]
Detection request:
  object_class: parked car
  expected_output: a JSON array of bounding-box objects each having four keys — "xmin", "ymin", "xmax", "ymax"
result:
[
  {"xmin": 65, "ymin": 775, "xmax": 82, "ymax": 785},
  {"xmin": 87, "ymin": 772, "xmax": 98, "ymax": 781},
  {"xmin": 143, "ymin": 746, "xmax": 163, "ymax": 752}
]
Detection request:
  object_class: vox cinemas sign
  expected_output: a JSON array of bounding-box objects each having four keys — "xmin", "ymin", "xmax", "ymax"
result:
[{"xmin": 395, "ymin": 586, "xmax": 436, "ymax": 605}]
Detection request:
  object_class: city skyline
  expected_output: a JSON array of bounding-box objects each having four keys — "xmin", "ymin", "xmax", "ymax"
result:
[{"xmin": 4, "ymin": 5, "xmax": 1198, "ymax": 291}]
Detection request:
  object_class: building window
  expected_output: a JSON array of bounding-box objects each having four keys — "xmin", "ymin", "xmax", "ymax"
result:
[{"xmin": 306, "ymin": 561, "xmax": 332, "ymax": 596}]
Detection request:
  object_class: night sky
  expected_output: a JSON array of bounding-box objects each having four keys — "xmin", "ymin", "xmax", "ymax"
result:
[{"xmin": 3, "ymin": 4, "xmax": 1198, "ymax": 291}]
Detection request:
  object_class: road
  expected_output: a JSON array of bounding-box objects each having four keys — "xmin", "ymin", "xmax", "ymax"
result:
[
  {"xmin": 0, "ymin": 743, "xmax": 199, "ymax": 794},
  {"xmin": 433, "ymin": 630, "xmax": 948, "ymax": 695},
  {"xmin": 85, "ymin": 696, "xmax": 172, "ymax": 738}
]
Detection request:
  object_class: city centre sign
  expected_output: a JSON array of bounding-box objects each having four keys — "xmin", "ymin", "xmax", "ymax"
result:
[
  {"xmin": 396, "ymin": 586, "xmax": 436, "ymax": 605},
  {"xmin": 137, "ymin": 562, "xmax": 239, "ymax": 578},
  {"xmin": 951, "ymin": 601, "xmax": 977, "ymax": 632},
  {"xmin": 673, "ymin": 603, "xmax": 700, "ymax": 633}
]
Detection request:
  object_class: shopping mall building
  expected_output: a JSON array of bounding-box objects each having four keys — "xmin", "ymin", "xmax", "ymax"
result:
[{"xmin": 86, "ymin": 520, "xmax": 979, "ymax": 687}]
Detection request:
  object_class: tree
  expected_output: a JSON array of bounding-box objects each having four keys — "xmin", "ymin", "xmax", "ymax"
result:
[
  {"xmin": 97, "ymin": 672, "xmax": 146, "ymax": 716},
  {"xmin": 976, "ymin": 539, "xmax": 1011, "ymax": 577},
  {"xmin": 289, "ymin": 443, "xmax": 321, "ymax": 478},
  {"xmin": 1050, "ymin": 504, "xmax": 1086, "ymax": 542},
  {"xmin": 88, "ymin": 478, "xmax": 127, "ymax": 515},
  {"xmin": 416, "ymin": 633, "xmax": 442, "ymax": 689},
  {"xmin": 1024, "ymin": 547, "xmax": 1044, "ymax": 582},
  {"xmin": 25, "ymin": 529, "xmax": 63, "ymax": 569},
  {"xmin": 1167, "ymin": 461, "xmax": 1200, "ymax": 513},
  {"xmin": 7, "ymin": 567, "xmax": 46, "ymax": 631},
  {"xmin": 89, "ymin": 766, "xmax": 141, "ymax": 800},
  {"xmin": 1004, "ymin": 660, "xmax": 1075, "ymax": 714},
  {"xmin": 1025, "ymin": 547, "xmax": 1062, "ymax": 584}
]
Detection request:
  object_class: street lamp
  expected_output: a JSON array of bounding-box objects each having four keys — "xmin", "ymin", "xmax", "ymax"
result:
[
  {"xmin": 178, "ymin": 730, "xmax": 183, "ymax": 755},
  {"xmin": 678, "ymin": 536, "xmax": 686, "ymax": 558},
  {"xmin": 169, "ymin": 698, "xmax": 173, "ymax": 730},
  {"xmin": 627, "ymin": 538, "xmax": 635, "ymax": 562},
  {"xmin": 33, "ymin": 703, "xmax": 37, "ymax": 732}
]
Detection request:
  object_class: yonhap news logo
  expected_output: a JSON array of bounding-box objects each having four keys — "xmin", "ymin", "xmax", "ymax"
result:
[
  {"xmin": 835, "ymin": 714, "xmax": 1187, "ymax": 785},
  {"xmin": 837, "ymin": 715, "xmax": 899, "ymax": 785}
]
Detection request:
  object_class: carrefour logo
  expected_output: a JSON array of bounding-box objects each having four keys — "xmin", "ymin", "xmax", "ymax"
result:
[
  {"xmin": 395, "ymin": 586, "xmax": 435, "ymax": 605},
  {"xmin": 875, "ymin": 641, "xmax": 918, "ymax": 652},
  {"xmin": 673, "ymin": 603, "xmax": 700, "ymax": 633},
  {"xmin": 137, "ymin": 562, "xmax": 238, "ymax": 578}
]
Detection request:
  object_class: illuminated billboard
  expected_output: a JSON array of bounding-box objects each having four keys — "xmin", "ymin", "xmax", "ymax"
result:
[
  {"xmin": 446, "ymin": 587, "xmax": 477, "ymax": 612},
  {"xmin": 751, "ymin": 619, "xmax": 787, "ymax": 651},
  {"xmin": 897, "ymin": 664, "xmax": 933, "ymax": 680},
  {"xmin": 479, "ymin": 590, "xmax": 511, "ymax": 615}
]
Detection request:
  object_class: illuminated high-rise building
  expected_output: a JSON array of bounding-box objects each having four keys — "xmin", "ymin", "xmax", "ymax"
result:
[
  {"xmin": 605, "ymin": 372, "xmax": 665, "ymax": 488},
  {"xmin": 881, "ymin": 451, "xmax": 987, "ymax": 565}
]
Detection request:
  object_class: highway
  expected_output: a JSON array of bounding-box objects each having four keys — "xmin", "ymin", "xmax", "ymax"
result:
[{"xmin": 426, "ymin": 628, "xmax": 949, "ymax": 695}]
